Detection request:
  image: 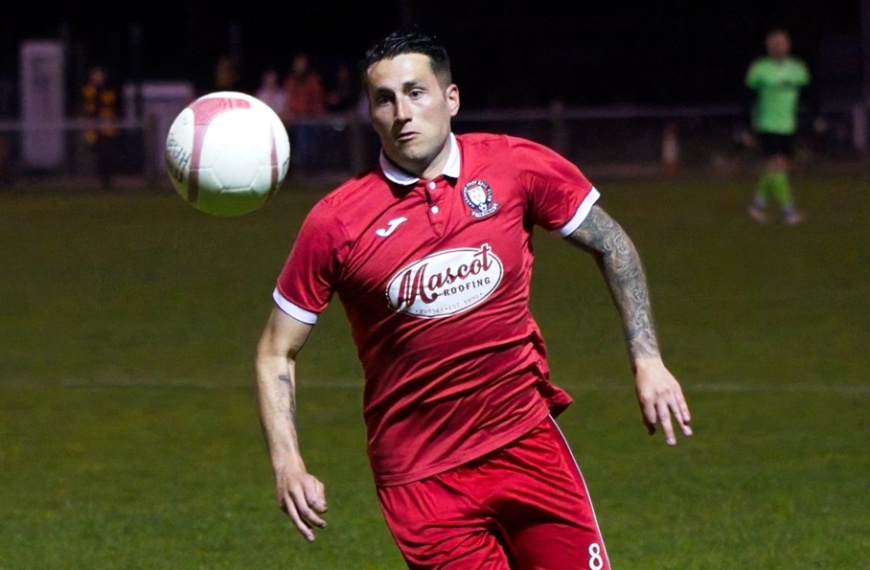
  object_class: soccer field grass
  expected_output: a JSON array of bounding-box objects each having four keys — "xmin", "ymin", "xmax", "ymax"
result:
[{"xmin": 1, "ymin": 170, "xmax": 868, "ymax": 569}]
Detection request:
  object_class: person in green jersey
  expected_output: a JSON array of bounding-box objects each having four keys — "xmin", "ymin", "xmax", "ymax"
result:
[{"xmin": 745, "ymin": 29, "xmax": 810, "ymax": 225}]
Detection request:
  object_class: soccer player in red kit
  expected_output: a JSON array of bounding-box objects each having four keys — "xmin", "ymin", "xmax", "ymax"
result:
[{"xmin": 255, "ymin": 30, "xmax": 693, "ymax": 569}]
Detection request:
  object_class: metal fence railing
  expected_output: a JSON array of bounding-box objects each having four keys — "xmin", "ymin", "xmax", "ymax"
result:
[{"xmin": 0, "ymin": 102, "xmax": 866, "ymax": 188}]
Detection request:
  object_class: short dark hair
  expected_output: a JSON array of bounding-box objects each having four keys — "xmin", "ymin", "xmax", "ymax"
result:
[{"xmin": 360, "ymin": 30, "xmax": 452, "ymax": 86}]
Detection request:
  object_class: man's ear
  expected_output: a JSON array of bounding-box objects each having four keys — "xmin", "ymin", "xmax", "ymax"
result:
[{"xmin": 447, "ymin": 84, "xmax": 460, "ymax": 116}]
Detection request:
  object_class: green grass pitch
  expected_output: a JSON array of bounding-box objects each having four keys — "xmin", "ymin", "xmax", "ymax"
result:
[{"xmin": 1, "ymin": 168, "xmax": 868, "ymax": 569}]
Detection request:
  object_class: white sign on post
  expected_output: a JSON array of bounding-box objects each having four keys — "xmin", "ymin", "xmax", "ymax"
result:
[{"xmin": 19, "ymin": 40, "xmax": 66, "ymax": 170}]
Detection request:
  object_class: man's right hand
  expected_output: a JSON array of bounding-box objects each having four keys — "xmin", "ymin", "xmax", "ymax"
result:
[{"xmin": 276, "ymin": 469, "xmax": 328, "ymax": 542}]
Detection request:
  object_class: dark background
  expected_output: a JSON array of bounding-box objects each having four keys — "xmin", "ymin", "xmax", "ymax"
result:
[{"xmin": 1, "ymin": 1, "xmax": 864, "ymax": 110}]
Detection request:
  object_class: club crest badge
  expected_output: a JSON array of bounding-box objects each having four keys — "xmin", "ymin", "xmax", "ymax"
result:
[{"xmin": 462, "ymin": 180, "xmax": 499, "ymax": 218}]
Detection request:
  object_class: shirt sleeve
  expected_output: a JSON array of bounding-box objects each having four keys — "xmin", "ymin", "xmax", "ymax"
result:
[
  {"xmin": 273, "ymin": 200, "xmax": 347, "ymax": 323},
  {"xmin": 796, "ymin": 60, "xmax": 811, "ymax": 87},
  {"xmin": 745, "ymin": 60, "xmax": 762, "ymax": 89},
  {"xmin": 507, "ymin": 136, "xmax": 599, "ymax": 236}
]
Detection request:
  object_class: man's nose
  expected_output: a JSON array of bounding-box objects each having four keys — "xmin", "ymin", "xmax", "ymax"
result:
[{"xmin": 395, "ymin": 97, "xmax": 411, "ymax": 121}]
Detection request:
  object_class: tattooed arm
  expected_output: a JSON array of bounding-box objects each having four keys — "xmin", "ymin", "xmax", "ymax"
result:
[
  {"xmin": 567, "ymin": 205, "xmax": 692, "ymax": 445},
  {"xmin": 255, "ymin": 308, "xmax": 327, "ymax": 540}
]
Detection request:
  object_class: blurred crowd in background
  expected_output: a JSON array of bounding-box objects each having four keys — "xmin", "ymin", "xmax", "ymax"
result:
[{"xmin": 0, "ymin": 4, "xmax": 866, "ymax": 189}]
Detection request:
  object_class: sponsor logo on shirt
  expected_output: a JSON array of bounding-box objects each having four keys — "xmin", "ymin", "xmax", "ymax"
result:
[
  {"xmin": 462, "ymin": 180, "xmax": 499, "ymax": 218},
  {"xmin": 386, "ymin": 244, "xmax": 503, "ymax": 318}
]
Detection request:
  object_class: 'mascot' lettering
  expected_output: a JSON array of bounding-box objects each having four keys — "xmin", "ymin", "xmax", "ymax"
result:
[{"xmin": 395, "ymin": 245, "xmax": 494, "ymax": 310}]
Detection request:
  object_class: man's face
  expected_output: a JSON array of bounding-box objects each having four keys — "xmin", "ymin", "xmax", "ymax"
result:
[
  {"xmin": 90, "ymin": 67, "xmax": 105, "ymax": 86},
  {"xmin": 365, "ymin": 53, "xmax": 459, "ymax": 178},
  {"xmin": 766, "ymin": 31, "xmax": 791, "ymax": 60}
]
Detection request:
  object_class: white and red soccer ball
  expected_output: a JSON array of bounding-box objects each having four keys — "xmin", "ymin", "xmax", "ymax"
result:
[{"xmin": 165, "ymin": 91, "xmax": 290, "ymax": 216}]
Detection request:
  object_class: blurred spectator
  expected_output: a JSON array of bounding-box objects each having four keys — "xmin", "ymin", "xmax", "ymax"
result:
[
  {"xmin": 283, "ymin": 52, "xmax": 326, "ymax": 173},
  {"xmin": 744, "ymin": 29, "xmax": 810, "ymax": 225},
  {"xmin": 326, "ymin": 62, "xmax": 359, "ymax": 113},
  {"xmin": 80, "ymin": 65, "xmax": 119, "ymax": 188},
  {"xmin": 214, "ymin": 55, "xmax": 240, "ymax": 92},
  {"xmin": 322, "ymin": 61, "xmax": 364, "ymax": 171},
  {"xmin": 256, "ymin": 68, "xmax": 287, "ymax": 118}
]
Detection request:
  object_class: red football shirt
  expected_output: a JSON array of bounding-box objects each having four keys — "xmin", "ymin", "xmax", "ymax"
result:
[{"xmin": 274, "ymin": 133, "xmax": 599, "ymax": 485}]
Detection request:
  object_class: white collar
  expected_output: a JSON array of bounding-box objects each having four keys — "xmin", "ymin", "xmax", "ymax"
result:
[{"xmin": 380, "ymin": 133, "xmax": 460, "ymax": 185}]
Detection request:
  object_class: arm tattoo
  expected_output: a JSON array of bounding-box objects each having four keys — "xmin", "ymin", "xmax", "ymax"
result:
[
  {"xmin": 567, "ymin": 206, "xmax": 660, "ymax": 362},
  {"xmin": 278, "ymin": 374, "xmax": 298, "ymax": 428}
]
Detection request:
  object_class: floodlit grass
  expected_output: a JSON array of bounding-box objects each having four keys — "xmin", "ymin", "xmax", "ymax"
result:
[{"xmin": 1, "ymin": 169, "xmax": 868, "ymax": 569}]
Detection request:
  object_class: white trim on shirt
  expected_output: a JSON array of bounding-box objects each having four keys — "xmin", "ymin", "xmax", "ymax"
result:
[
  {"xmin": 272, "ymin": 288, "xmax": 319, "ymax": 324},
  {"xmin": 558, "ymin": 187, "xmax": 600, "ymax": 237}
]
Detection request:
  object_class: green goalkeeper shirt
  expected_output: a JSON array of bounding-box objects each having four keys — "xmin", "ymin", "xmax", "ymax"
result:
[{"xmin": 745, "ymin": 56, "xmax": 810, "ymax": 135}]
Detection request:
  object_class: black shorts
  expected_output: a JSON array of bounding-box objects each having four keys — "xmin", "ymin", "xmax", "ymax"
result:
[{"xmin": 756, "ymin": 132, "xmax": 794, "ymax": 157}]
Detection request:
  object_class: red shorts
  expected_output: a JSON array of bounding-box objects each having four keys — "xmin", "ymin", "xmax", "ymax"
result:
[{"xmin": 377, "ymin": 416, "xmax": 611, "ymax": 570}]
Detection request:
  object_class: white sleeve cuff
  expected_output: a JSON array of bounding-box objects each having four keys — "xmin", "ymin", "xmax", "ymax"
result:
[
  {"xmin": 272, "ymin": 288, "xmax": 319, "ymax": 324},
  {"xmin": 558, "ymin": 187, "xmax": 601, "ymax": 237}
]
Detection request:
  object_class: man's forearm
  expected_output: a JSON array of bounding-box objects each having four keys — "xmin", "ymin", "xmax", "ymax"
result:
[
  {"xmin": 567, "ymin": 206, "xmax": 660, "ymax": 364},
  {"xmin": 256, "ymin": 357, "xmax": 304, "ymax": 471}
]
